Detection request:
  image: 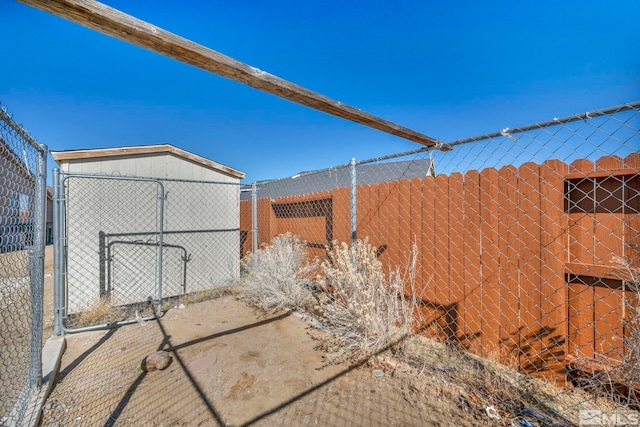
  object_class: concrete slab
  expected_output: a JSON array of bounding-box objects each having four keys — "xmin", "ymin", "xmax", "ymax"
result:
[{"xmin": 22, "ymin": 335, "xmax": 66, "ymax": 427}]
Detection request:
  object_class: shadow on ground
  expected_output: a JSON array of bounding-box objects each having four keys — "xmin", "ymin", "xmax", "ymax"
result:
[{"xmin": 41, "ymin": 296, "xmax": 472, "ymax": 426}]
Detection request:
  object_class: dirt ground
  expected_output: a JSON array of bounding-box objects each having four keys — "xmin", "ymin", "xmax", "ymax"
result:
[
  {"xmin": 38, "ymin": 247, "xmax": 488, "ymax": 427},
  {"xmin": 41, "ymin": 246, "xmax": 629, "ymax": 426}
]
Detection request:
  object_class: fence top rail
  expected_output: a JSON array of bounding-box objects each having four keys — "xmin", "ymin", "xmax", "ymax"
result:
[
  {"xmin": 447, "ymin": 100, "xmax": 640, "ymax": 147},
  {"xmin": 354, "ymin": 101, "xmax": 640, "ymax": 166},
  {"xmin": 58, "ymin": 170, "xmax": 241, "ymax": 186},
  {"xmin": 0, "ymin": 104, "xmax": 44, "ymax": 153}
]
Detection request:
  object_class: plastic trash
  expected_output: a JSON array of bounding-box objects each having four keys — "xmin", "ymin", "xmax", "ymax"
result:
[
  {"xmin": 486, "ymin": 406, "xmax": 500, "ymax": 420},
  {"xmin": 135, "ymin": 310, "xmax": 146, "ymax": 325}
]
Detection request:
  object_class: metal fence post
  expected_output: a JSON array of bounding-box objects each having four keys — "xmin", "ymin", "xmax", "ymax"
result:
[
  {"xmin": 251, "ymin": 181, "xmax": 258, "ymax": 253},
  {"xmin": 155, "ymin": 183, "xmax": 165, "ymax": 315},
  {"xmin": 28, "ymin": 144, "xmax": 47, "ymax": 387},
  {"xmin": 350, "ymin": 158, "xmax": 357, "ymax": 245},
  {"xmin": 52, "ymin": 168, "xmax": 64, "ymax": 336}
]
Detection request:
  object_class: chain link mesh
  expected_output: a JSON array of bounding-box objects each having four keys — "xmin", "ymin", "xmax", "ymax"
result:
[
  {"xmin": 60, "ymin": 175, "xmax": 240, "ymax": 331},
  {"xmin": 241, "ymin": 102, "xmax": 640, "ymax": 422},
  {"xmin": 161, "ymin": 179, "xmax": 241, "ymax": 295},
  {"xmin": 0, "ymin": 106, "xmax": 47, "ymax": 425}
]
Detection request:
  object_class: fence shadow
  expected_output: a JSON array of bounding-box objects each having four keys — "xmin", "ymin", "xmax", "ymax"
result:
[
  {"xmin": 413, "ymin": 298, "xmax": 482, "ymax": 348},
  {"xmin": 104, "ymin": 311, "xmax": 293, "ymax": 426},
  {"xmin": 102, "ymin": 312, "xmax": 436, "ymax": 427},
  {"xmin": 413, "ymin": 298, "xmax": 568, "ymax": 380},
  {"xmin": 499, "ymin": 326, "xmax": 566, "ymax": 377},
  {"xmin": 54, "ymin": 328, "xmax": 118, "ymax": 385}
]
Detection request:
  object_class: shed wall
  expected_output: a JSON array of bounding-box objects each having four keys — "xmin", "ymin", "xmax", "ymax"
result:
[{"xmin": 61, "ymin": 151, "xmax": 241, "ymax": 313}]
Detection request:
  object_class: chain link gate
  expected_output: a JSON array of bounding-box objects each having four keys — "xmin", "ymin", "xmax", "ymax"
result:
[
  {"xmin": 54, "ymin": 172, "xmax": 242, "ymax": 334},
  {"xmin": 54, "ymin": 172, "xmax": 165, "ymax": 333}
]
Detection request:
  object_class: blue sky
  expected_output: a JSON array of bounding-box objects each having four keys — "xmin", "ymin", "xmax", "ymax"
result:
[{"xmin": 1, "ymin": 0, "xmax": 638, "ymax": 182}]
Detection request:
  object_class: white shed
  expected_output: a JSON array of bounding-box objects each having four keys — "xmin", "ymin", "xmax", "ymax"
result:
[{"xmin": 52, "ymin": 144, "xmax": 245, "ymax": 315}]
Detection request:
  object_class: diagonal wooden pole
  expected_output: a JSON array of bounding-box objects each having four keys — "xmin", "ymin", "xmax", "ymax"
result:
[{"xmin": 19, "ymin": 0, "xmax": 441, "ymax": 147}]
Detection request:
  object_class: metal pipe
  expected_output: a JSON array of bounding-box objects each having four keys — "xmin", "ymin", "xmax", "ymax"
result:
[
  {"xmin": 28, "ymin": 144, "xmax": 47, "ymax": 386},
  {"xmin": 60, "ymin": 173, "xmax": 68, "ymax": 324},
  {"xmin": 350, "ymin": 157, "xmax": 357, "ymax": 245},
  {"xmin": 448, "ymin": 100, "xmax": 640, "ymax": 147},
  {"xmin": 251, "ymin": 181, "xmax": 258, "ymax": 253},
  {"xmin": 355, "ymin": 100, "xmax": 640, "ymax": 166},
  {"xmin": 61, "ymin": 314, "xmax": 159, "ymax": 334},
  {"xmin": 0, "ymin": 105, "xmax": 42, "ymax": 151},
  {"xmin": 100, "ymin": 228, "xmax": 240, "ymax": 238},
  {"xmin": 52, "ymin": 168, "xmax": 63, "ymax": 336},
  {"xmin": 51, "ymin": 171, "xmax": 240, "ymax": 186},
  {"xmin": 155, "ymin": 182, "xmax": 165, "ymax": 316},
  {"xmin": 356, "ymin": 147, "xmax": 430, "ymax": 166},
  {"xmin": 105, "ymin": 239, "xmax": 189, "ymax": 294}
]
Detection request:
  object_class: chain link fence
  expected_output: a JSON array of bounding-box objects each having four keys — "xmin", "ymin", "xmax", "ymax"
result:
[
  {"xmin": 241, "ymin": 102, "xmax": 640, "ymax": 423},
  {"xmin": 0, "ymin": 105, "xmax": 48, "ymax": 425},
  {"xmin": 55, "ymin": 173, "xmax": 240, "ymax": 333}
]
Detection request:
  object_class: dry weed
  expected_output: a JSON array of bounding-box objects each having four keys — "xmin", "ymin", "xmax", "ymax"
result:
[
  {"xmin": 614, "ymin": 245, "xmax": 640, "ymax": 382},
  {"xmin": 317, "ymin": 238, "xmax": 424, "ymax": 364},
  {"xmin": 568, "ymin": 244, "xmax": 640, "ymax": 409},
  {"xmin": 240, "ymin": 233, "xmax": 319, "ymax": 314},
  {"xmin": 606, "ymin": 245, "xmax": 640, "ymax": 406},
  {"xmin": 68, "ymin": 296, "xmax": 130, "ymax": 328},
  {"xmin": 68, "ymin": 287, "xmax": 234, "ymax": 329},
  {"xmin": 400, "ymin": 335, "xmax": 615, "ymax": 425},
  {"xmin": 162, "ymin": 286, "xmax": 237, "ymax": 311}
]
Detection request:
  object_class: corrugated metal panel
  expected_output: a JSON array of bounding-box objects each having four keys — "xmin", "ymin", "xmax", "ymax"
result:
[{"xmin": 241, "ymin": 158, "xmax": 434, "ymax": 200}]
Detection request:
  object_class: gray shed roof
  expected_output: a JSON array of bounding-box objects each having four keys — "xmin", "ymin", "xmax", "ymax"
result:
[{"xmin": 241, "ymin": 158, "xmax": 434, "ymax": 200}]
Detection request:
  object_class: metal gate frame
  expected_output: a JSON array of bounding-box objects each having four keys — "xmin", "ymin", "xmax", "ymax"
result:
[{"xmin": 53, "ymin": 169, "xmax": 165, "ymax": 334}]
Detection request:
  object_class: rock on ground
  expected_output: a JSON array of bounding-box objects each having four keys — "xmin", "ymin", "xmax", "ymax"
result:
[{"xmin": 143, "ymin": 350, "xmax": 172, "ymax": 371}]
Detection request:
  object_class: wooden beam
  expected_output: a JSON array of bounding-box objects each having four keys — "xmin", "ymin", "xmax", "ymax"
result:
[{"xmin": 20, "ymin": 0, "xmax": 441, "ymax": 147}]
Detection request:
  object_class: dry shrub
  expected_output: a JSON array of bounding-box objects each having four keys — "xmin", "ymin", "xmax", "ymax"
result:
[
  {"xmin": 615, "ymin": 246, "xmax": 640, "ymax": 378},
  {"xmin": 401, "ymin": 335, "xmax": 610, "ymax": 425},
  {"xmin": 240, "ymin": 233, "xmax": 319, "ymax": 314},
  {"xmin": 571, "ymin": 245, "xmax": 640, "ymax": 409},
  {"xmin": 69, "ymin": 296, "xmax": 130, "ymax": 328},
  {"xmin": 609, "ymin": 246, "xmax": 640, "ymax": 404},
  {"xmin": 318, "ymin": 238, "xmax": 423, "ymax": 364}
]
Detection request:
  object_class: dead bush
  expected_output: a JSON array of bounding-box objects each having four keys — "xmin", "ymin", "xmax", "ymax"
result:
[
  {"xmin": 617, "ymin": 245, "xmax": 640, "ymax": 375},
  {"xmin": 240, "ymin": 233, "xmax": 319, "ymax": 314},
  {"xmin": 68, "ymin": 296, "xmax": 138, "ymax": 328},
  {"xmin": 610, "ymin": 245, "xmax": 640, "ymax": 405},
  {"xmin": 571, "ymin": 244, "xmax": 640, "ymax": 408},
  {"xmin": 318, "ymin": 238, "xmax": 424, "ymax": 364}
]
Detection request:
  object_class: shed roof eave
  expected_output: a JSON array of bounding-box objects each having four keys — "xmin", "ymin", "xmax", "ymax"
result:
[{"xmin": 51, "ymin": 144, "xmax": 245, "ymax": 179}]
